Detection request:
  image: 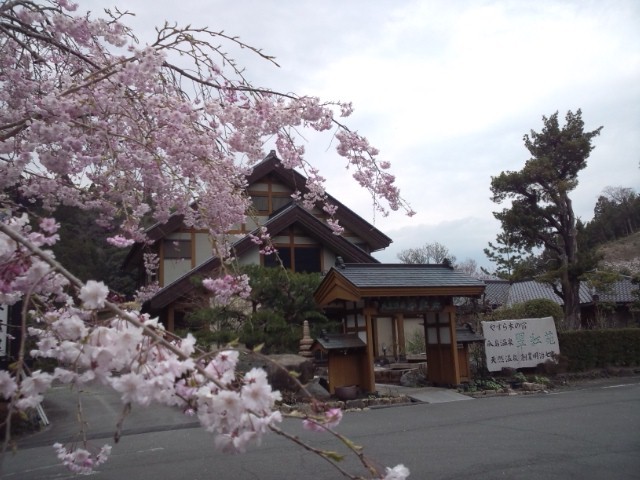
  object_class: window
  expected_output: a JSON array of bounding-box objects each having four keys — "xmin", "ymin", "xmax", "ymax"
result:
[
  {"xmin": 294, "ymin": 247, "xmax": 321, "ymax": 272},
  {"xmin": 163, "ymin": 240, "xmax": 192, "ymax": 259},
  {"xmin": 251, "ymin": 195, "xmax": 269, "ymax": 212},
  {"xmin": 263, "ymin": 246, "xmax": 321, "ymax": 273},
  {"xmin": 271, "ymin": 195, "xmax": 292, "ymax": 212},
  {"xmin": 264, "ymin": 247, "xmax": 291, "ymax": 269},
  {"xmin": 250, "ymin": 193, "xmax": 292, "ymax": 214}
]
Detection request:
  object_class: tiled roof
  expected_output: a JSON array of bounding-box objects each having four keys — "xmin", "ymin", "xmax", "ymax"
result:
[
  {"xmin": 507, "ymin": 281, "xmax": 563, "ymax": 306},
  {"xmin": 483, "ymin": 280, "xmax": 511, "ymax": 306},
  {"xmin": 313, "ymin": 334, "xmax": 366, "ymax": 350},
  {"xmin": 594, "ymin": 276, "xmax": 637, "ymax": 303},
  {"xmin": 482, "ymin": 277, "xmax": 637, "ymax": 307},
  {"xmin": 456, "ymin": 324, "xmax": 484, "ymax": 343},
  {"xmin": 334, "ymin": 263, "xmax": 486, "ymax": 289},
  {"xmin": 315, "ymin": 263, "xmax": 485, "ymax": 305}
]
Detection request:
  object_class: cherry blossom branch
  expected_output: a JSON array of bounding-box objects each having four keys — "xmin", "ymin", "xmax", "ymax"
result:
[
  {"xmin": 0, "ymin": 278, "xmax": 39, "ymax": 473},
  {"xmin": 0, "ymin": 2, "xmax": 412, "ymax": 476},
  {"xmin": 268, "ymin": 424, "xmax": 358, "ymax": 479},
  {"xmin": 0, "ymin": 221, "xmax": 223, "ymax": 389}
]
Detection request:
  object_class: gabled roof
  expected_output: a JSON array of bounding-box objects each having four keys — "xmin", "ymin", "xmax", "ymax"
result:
[
  {"xmin": 145, "ymin": 203, "xmax": 379, "ymax": 312},
  {"xmin": 315, "ymin": 263, "xmax": 486, "ymax": 305},
  {"xmin": 125, "ymin": 152, "xmax": 392, "ymax": 270},
  {"xmin": 246, "ymin": 151, "xmax": 392, "ymax": 252}
]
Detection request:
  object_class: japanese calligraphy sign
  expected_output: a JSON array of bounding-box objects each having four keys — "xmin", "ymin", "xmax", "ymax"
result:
[{"xmin": 481, "ymin": 317, "xmax": 559, "ymax": 372}]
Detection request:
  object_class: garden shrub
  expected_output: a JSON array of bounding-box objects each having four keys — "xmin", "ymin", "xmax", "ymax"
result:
[
  {"xmin": 558, "ymin": 328, "xmax": 640, "ymax": 370},
  {"xmin": 488, "ymin": 299, "xmax": 565, "ymax": 330}
]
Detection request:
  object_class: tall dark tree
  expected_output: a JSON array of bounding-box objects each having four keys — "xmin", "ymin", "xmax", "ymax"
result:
[
  {"xmin": 483, "ymin": 229, "xmax": 527, "ymax": 279},
  {"xmin": 601, "ymin": 186, "xmax": 639, "ymax": 236},
  {"xmin": 489, "ymin": 110, "xmax": 602, "ymax": 328},
  {"xmin": 583, "ymin": 187, "xmax": 640, "ymax": 248},
  {"xmin": 185, "ymin": 265, "xmax": 329, "ymax": 353},
  {"xmin": 51, "ymin": 205, "xmax": 138, "ymax": 297}
]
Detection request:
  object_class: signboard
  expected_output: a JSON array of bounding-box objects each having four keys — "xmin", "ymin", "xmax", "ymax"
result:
[
  {"xmin": 481, "ymin": 317, "xmax": 559, "ymax": 372},
  {"xmin": 378, "ymin": 297, "xmax": 442, "ymax": 313}
]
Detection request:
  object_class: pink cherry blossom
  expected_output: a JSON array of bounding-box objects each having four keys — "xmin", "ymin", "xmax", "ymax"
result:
[
  {"xmin": 53, "ymin": 443, "xmax": 112, "ymax": 475},
  {"xmin": 106, "ymin": 235, "xmax": 135, "ymax": 248},
  {"xmin": 382, "ymin": 464, "xmax": 411, "ymax": 480},
  {"xmin": 302, "ymin": 407, "xmax": 344, "ymax": 432},
  {"xmin": 202, "ymin": 274, "xmax": 251, "ymax": 305},
  {"xmin": 0, "ymin": 371, "xmax": 17, "ymax": 399},
  {"xmin": 78, "ymin": 280, "xmax": 109, "ymax": 309},
  {"xmin": 0, "ymin": 1, "xmax": 411, "ymax": 476}
]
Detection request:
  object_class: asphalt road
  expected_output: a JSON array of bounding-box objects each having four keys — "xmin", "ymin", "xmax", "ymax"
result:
[{"xmin": 2, "ymin": 378, "xmax": 639, "ymax": 480}]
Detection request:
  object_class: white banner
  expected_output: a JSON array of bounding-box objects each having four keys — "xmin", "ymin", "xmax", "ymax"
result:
[{"xmin": 481, "ymin": 317, "xmax": 560, "ymax": 372}]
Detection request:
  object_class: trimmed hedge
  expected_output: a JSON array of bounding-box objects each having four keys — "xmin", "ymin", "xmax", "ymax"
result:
[
  {"xmin": 558, "ymin": 329, "xmax": 640, "ymax": 371},
  {"xmin": 488, "ymin": 299, "xmax": 565, "ymax": 329}
]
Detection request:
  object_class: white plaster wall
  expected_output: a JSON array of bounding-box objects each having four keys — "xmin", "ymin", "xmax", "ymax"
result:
[
  {"xmin": 194, "ymin": 232, "xmax": 213, "ymax": 266},
  {"xmin": 163, "ymin": 259, "xmax": 192, "ymax": 286},
  {"xmin": 237, "ymin": 247, "xmax": 261, "ymax": 266},
  {"xmin": 322, "ymin": 249, "xmax": 336, "ymax": 272}
]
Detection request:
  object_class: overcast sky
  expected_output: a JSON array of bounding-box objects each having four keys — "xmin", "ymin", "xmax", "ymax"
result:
[{"xmin": 89, "ymin": 0, "xmax": 640, "ymax": 270}]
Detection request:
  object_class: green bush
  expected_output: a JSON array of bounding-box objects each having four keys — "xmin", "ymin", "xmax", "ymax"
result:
[
  {"xmin": 558, "ymin": 328, "xmax": 640, "ymax": 370},
  {"xmin": 405, "ymin": 329, "xmax": 425, "ymax": 355},
  {"xmin": 185, "ymin": 266, "xmax": 330, "ymax": 354},
  {"xmin": 487, "ymin": 298, "xmax": 566, "ymax": 330}
]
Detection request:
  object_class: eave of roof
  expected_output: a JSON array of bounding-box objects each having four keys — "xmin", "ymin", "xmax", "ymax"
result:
[{"xmin": 145, "ymin": 204, "xmax": 379, "ymax": 312}]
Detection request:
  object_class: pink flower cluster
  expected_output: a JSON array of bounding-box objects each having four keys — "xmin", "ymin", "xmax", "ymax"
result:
[
  {"xmin": 248, "ymin": 227, "xmax": 276, "ymax": 255},
  {"xmin": 202, "ymin": 274, "xmax": 252, "ymax": 305},
  {"xmin": 302, "ymin": 407, "xmax": 343, "ymax": 432},
  {"xmin": 29, "ymin": 301, "xmax": 282, "ymax": 457},
  {"xmin": 0, "ymin": 215, "xmax": 69, "ymax": 305},
  {"xmin": 0, "ymin": 215, "xmax": 282, "ymax": 472},
  {"xmin": 196, "ymin": 351, "xmax": 282, "ymax": 453},
  {"xmin": 106, "ymin": 235, "xmax": 135, "ymax": 248},
  {"xmin": 78, "ymin": 280, "xmax": 109, "ymax": 309},
  {"xmin": 53, "ymin": 443, "xmax": 112, "ymax": 475},
  {"xmin": 0, "ymin": 1, "xmax": 412, "ymax": 476}
]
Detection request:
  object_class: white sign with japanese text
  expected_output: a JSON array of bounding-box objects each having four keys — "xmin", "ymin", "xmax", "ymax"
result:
[{"xmin": 481, "ymin": 317, "xmax": 560, "ymax": 372}]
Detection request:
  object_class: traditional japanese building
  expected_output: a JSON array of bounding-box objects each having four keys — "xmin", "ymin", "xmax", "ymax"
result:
[
  {"xmin": 125, "ymin": 152, "xmax": 486, "ymax": 389},
  {"xmin": 125, "ymin": 151, "xmax": 390, "ymax": 329},
  {"xmin": 314, "ymin": 263, "xmax": 485, "ymax": 390}
]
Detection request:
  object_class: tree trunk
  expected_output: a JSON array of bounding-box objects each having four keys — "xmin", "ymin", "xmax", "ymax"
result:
[
  {"xmin": 560, "ymin": 195, "xmax": 582, "ymax": 329},
  {"xmin": 561, "ymin": 274, "xmax": 582, "ymax": 330}
]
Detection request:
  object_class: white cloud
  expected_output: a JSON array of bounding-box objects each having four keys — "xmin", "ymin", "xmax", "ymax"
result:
[{"xmin": 83, "ymin": 0, "xmax": 640, "ymax": 270}]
